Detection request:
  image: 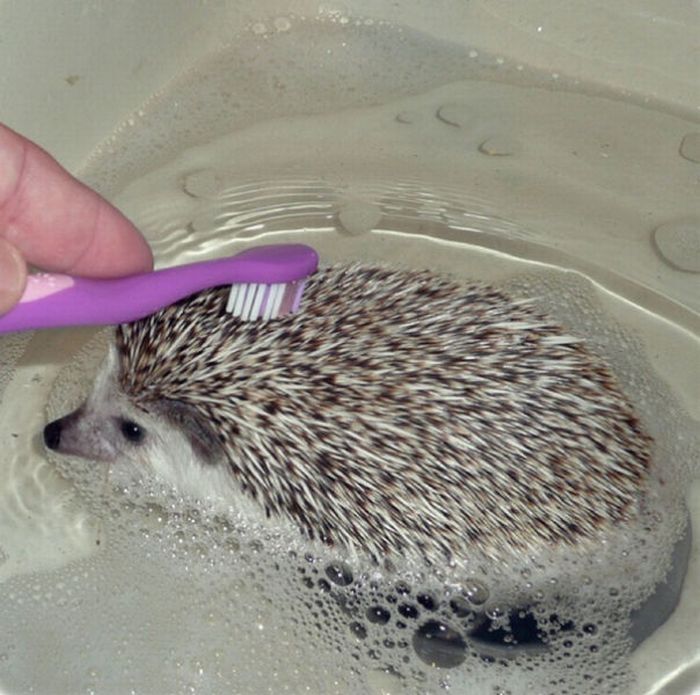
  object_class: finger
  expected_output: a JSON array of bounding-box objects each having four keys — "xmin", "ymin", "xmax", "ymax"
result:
[
  {"xmin": 0, "ymin": 237, "xmax": 27, "ymax": 315},
  {"xmin": 0, "ymin": 123, "xmax": 153, "ymax": 278}
]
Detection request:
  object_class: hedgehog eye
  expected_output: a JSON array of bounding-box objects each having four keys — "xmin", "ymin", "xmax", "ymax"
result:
[{"xmin": 119, "ymin": 419, "xmax": 145, "ymax": 444}]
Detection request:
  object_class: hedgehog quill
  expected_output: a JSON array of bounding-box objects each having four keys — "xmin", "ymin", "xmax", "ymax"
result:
[{"xmin": 43, "ymin": 265, "xmax": 651, "ymax": 564}]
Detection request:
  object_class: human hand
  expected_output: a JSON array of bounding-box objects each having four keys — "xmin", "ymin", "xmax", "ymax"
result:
[{"xmin": 0, "ymin": 123, "xmax": 153, "ymax": 315}]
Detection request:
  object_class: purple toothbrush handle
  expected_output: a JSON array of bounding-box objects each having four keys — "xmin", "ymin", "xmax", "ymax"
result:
[{"xmin": 0, "ymin": 244, "xmax": 319, "ymax": 332}]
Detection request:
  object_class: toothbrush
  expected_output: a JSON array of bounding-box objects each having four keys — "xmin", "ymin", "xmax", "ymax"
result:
[{"xmin": 0, "ymin": 244, "xmax": 319, "ymax": 333}]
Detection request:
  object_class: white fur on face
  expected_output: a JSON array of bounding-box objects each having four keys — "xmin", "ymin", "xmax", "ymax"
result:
[{"xmin": 49, "ymin": 345, "xmax": 238, "ymax": 509}]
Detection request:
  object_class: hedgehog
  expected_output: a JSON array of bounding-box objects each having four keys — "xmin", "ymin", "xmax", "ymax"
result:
[{"xmin": 43, "ymin": 264, "xmax": 652, "ymax": 564}]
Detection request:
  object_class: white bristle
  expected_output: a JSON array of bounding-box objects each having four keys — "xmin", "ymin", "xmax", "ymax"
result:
[
  {"xmin": 240, "ymin": 284, "xmax": 257, "ymax": 320},
  {"xmin": 260, "ymin": 287, "xmax": 273, "ymax": 321},
  {"xmin": 248, "ymin": 283, "xmax": 267, "ymax": 320},
  {"xmin": 232, "ymin": 283, "xmax": 249, "ymax": 317},
  {"xmin": 225, "ymin": 285, "xmax": 239, "ymax": 313},
  {"xmin": 269, "ymin": 283, "xmax": 285, "ymax": 318},
  {"xmin": 263, "ymin": 284, "xmax": 280, "ymax": 320}
]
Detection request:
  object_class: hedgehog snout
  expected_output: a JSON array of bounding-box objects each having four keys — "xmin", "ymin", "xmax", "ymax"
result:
[
  {"xmin": 43, "ymin": 419, "xmax": 63, "ymax": 450},
  {"xmin": 42, "ymin": 406, "xmax": 124, "ymax": 463},
  {"xmin": 44, "ymin": 408, "xmax": 85, "ymax": 453}
]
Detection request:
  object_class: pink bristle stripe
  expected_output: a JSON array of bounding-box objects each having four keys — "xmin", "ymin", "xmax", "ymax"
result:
[{"xmin": 291, "ymin": 280, "xmax": 307, "ymax": 312}]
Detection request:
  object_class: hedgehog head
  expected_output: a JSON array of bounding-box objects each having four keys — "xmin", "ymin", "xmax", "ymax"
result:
[{"xmin": 42, "ymin": 338, "xmax": 233, "ymax": 504}]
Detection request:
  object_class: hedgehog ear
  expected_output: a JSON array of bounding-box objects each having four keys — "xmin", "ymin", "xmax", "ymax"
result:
[{"xmin": 152, "ymin": 398, "xmax": 225, "ymax": 465}]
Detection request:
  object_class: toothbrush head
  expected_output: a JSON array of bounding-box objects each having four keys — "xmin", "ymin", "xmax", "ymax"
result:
[
  {"xmin": 220, "ymin": 244, "xmax": 317, "ymax": 321},
  {"xmin": 225, "ymin": 279, "xmax": 308, "ymax": 321}
]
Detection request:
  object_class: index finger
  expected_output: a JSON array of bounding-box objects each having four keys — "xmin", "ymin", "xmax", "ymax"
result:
[{"xmin": 0, "ymin": 123, "xmax": 153, "ymax": 277}]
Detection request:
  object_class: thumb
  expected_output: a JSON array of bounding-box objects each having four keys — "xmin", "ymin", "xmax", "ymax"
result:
[{"xmin": 0, "ymin": 237, "xmax": 27, "ymax": 315}]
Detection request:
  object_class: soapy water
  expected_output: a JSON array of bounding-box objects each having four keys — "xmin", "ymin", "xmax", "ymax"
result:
[
  {"xmin": 0, "ymin": 13, "xmax": 699, "ymax": 695},
  {"xmin": 0, "ymin": 250, "xmax": 695, "ymax": 695}
]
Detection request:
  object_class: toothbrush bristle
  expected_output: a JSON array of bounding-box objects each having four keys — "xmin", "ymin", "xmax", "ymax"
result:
[{"xmin": 225, "ymin": 280, "xmax": 307, "ymax": 321}]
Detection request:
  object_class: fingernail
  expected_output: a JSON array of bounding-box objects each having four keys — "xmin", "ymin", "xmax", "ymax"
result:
[{"xmin": 0, "ymin": 238, "xmax": 27, "ymax": 315}]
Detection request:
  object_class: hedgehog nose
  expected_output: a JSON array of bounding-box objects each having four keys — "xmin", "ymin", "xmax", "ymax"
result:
[{"xmin": 43, "ymin": 420, "xmax": 62, "ymax": 450}]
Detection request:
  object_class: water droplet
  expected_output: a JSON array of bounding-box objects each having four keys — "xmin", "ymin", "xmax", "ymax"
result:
[
  {"xmin": 182, "ymin": 169, "xmax": 224, "ymax": 199},
  {"xmin": 485, "ymin": 605, "xmax": 505, "ymax": 620},
  {"xmin": 449, "ymin": 597, "xmax": 474, "ymax": 619},
  {"xmin": 416, "ymin": 592, "xmax": 438, "ymax": 611},
  {"xmin": 349, "ymin": 621, "xmax": 367, "ymax": 639},
  {"xmin": 464, "ymin": 579, "xmax": 489, "ymax": 605},
  {"xmin": 479, "ymin": 136, "xmax": 521, "ymax": 157},
  {"xmin": 273, "ymin": 17, "xmax": 292, "ymax": 32},
  {"xmin": 395, "ymin": 110, "xmax": 417, "ymax": 124},
  {"xmin": 679, "ymin": 133, "xmax": 700, "ymax": 163},
  {"xmin": 324, "ymin": 562, "xmax": 353, "ymax": 586},
  {"xmin": 652, "ymin": 219, "xmax": 700, "ymax": 272},
  {"xmin": 366, "ymin": 605, "xmax": 391, "ymax": 625},
  {"xmin": 338, "ymin": 201, "xmax": 381, "ymax": 236},
  {"xmin": 398, "ymin": 603, "xmax": 419, "ymax": 620},
  {"xmin": 394, "ymin": 581, "xmax": 411, "ymax": 596},
  {"xmin": 413, "ymin": 621, "xmax": 467, "ymax": 668},
  {"xmin": 436, "ymin": 104, "xmax": 471, "ymax": 129}
]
